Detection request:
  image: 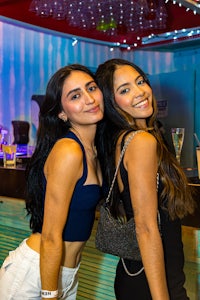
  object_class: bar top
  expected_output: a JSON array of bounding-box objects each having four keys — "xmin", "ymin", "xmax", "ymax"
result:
[{"xmin": 184, "ymin": 168, "xmax": 200, "ymax": 185}]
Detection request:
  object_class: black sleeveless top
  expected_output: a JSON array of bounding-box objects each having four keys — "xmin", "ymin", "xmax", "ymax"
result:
[{"xmin": 119, "ymin": 131, "xmax": 188, "ymax": 299}]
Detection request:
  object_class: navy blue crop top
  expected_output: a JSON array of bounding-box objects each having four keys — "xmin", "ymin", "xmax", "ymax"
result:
[{"xmin": 40, "ymin": 131, "xmax": 102, "ymax": 242}]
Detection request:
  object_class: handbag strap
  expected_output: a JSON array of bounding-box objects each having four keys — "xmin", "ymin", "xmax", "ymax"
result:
[{"xmin": 105, "ymin": 130, "xmax": 145, "ymax": 204}]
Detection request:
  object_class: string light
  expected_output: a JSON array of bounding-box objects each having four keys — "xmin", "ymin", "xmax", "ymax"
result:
[
  {"xmin": 174, "ymin": 0, "xmax": 200, "ymax": 14},
  {"xmin": 72, "ymin": 38, "xmax": 78, "ymax": 46},
  {"xmin": 142, "ymin": 27, "xmax": 200, "ymax": 45},
  {"xmin": 67, "ymin": 24, "xmax": 200, "ymax": 51},
  {"xmin": 28, "ymin": 0, "xmax": 200, "ymax": 50},
  {"xmin": 29, "ymin": 0, "xmax": 168, "ymax": 37}
]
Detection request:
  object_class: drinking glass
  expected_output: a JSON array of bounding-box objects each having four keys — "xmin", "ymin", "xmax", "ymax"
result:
[
  {"xmin": 2, "ymin": 144, "xmax": 17, "ymax": 168},
  {"xmin": 171, "ymin": 128, "xmax": 185, "ymax": 164}
]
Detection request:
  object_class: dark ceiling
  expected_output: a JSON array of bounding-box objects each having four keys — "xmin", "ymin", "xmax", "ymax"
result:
[{"xmin": 1, "ymin": 0, "xmax": 200, "ymax": 50}]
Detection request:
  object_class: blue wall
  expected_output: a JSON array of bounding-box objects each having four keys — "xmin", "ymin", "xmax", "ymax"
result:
[{"xmin": 0, "ymin": 17, "xmax": 200, "ymax": 167}]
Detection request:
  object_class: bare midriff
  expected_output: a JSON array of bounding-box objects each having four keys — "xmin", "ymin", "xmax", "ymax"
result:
[{"xmin": 26, "ymin": 233, "xmax": 86, "ymax": 268}]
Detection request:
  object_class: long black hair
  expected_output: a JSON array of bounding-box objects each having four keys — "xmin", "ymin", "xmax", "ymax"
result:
[
  {"xmin": 96, "ymin": 58, "xmax": 195, "ymax": 220},
  {"xmin": 26, "ymin": 64, "xmax": 96, "ymax": 232}
]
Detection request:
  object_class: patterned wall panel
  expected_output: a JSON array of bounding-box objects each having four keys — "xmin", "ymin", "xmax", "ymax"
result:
[{"xmin": 0, "ymin": 18, "xmax": 200, "ymax": 145}]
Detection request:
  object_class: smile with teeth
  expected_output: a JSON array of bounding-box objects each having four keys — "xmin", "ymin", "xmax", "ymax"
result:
[{"xmin": 133, "ymin": 99, "xmax": 148, "ymax": 108}]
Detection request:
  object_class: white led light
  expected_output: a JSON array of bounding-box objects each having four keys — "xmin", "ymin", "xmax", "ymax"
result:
[{"xmin": 72, "ymin": 39, "xmax": 78, "ymax": 46}]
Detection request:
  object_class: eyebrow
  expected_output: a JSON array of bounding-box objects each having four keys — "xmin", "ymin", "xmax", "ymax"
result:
[
  {"xmin": 115, "ymin": 75, "xmax": 142, "ymax": 92},
  {"xmin": 66, "ymin": 80, "xmax": 95, "ymax": 98},
  {"xmin": 116, "ymin": 82, "xmax": 129, "ymax": 92}
]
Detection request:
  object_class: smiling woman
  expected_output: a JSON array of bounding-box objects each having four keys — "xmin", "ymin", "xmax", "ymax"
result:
[
  {"xmin": 0, "ymin": 64, "xmax": 104, "ymax": 300},
  {"xmin": 95, "ymin": 58, "xmax": 195, "ymax": 300}
]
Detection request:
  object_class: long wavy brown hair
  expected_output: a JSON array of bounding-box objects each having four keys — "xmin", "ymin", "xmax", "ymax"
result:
[{"xmin": 95, "ymin": 58, "xmax": 195, "ymax": 220}]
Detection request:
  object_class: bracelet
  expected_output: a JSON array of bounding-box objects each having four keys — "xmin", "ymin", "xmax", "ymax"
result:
[{"xmin": 41, "ymin": 290, "xmax": 58, "ymax": 298}]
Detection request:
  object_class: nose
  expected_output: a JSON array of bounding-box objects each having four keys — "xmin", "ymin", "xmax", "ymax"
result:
[
  {"xmin": 133, "ymin": 85, "xmax": 145, "ymax": 98},
  {"xmin": 84, "ymin": 92, "xmax": 95, "ymax": 104}
]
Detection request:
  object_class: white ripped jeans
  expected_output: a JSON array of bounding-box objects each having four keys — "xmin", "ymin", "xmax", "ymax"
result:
[{"xmin": 0, "ymin": 239, "xmax": 80, "ymax": 300}]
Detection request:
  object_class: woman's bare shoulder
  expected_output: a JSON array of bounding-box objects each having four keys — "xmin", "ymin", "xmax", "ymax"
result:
[
  {"xmin": 45, "ymin": 138, "xmax": 83, "ymax": 172},
  {"xmin": 126, "ymin": 130, "xmax": 157, "ymax": 147}
]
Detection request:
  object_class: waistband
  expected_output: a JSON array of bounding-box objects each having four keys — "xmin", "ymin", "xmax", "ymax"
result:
[
  {"xmin": 18, "ymin": 238, "xmax": 40, "ymax": 262},
  {"xmin": 18, "ymin": 239, "xmax": 81, "ymax": 270}
]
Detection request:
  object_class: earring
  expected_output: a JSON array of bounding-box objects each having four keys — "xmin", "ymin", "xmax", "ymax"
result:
[{"xmin": 58, "ymin": 112, "xmax": 68, "ymax": 122}]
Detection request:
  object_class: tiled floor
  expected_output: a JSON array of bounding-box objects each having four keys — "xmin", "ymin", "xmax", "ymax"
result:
[{"xmin": 0, "ymin": 196, "xmax": 199, "ymax": 299}]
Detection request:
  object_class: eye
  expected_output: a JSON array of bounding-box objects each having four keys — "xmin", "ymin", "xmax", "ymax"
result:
[
  {"xmin": 88, "ymin": 84, "xmax": 98, "ymax": 92},
  {"xmin": 137, "ymin": 77, "xmax": 146, "ymax": 86},
  {"xmin": 119, "ymin": 87, "xmax": 129, "ymax": 95},
  {"xmin": 71, "ymin": 93, "xmax": 81, "ymax": 100}
]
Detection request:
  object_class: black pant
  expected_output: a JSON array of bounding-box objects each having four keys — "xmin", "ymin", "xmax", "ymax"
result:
[
  {"xmin": 114, "ymin": 259, "xmax": 152, "ymax": 300},
  {"xmin": 114, "ymin": 259, "xmax": 190, "ymax": 300}
]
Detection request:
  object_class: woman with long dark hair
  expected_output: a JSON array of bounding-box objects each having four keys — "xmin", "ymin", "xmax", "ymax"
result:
[
  {"xmin": 95, "ymin": 58, "xmax": 194, "ymax": 300},
  {"xmin": 0, "ymin": 64, "xmax": 104, "ymax": 299}
]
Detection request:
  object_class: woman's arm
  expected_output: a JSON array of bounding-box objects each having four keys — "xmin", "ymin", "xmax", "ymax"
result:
[
  {"xmin": 124, "ymin": 131, "xmax": 170, "ymax": 300},
  {"xmin": 40, "ymin": 138, "xmax": 83, "ymax": 299}
]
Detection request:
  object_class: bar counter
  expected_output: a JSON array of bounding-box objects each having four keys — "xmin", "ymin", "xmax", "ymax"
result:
[
  {"xmin": 0, "ymin": 156, "xmax": 29, "ymax": 199},
  {"xmin": 0, "ymin": 166, "xmax": 26, "ymax": 199},
  {"xmin": 182, "ymin": 169, "xmax": 200, "ymax": 228}
]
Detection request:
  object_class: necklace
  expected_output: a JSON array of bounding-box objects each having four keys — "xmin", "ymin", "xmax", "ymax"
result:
[
  {"xmin": 85, "ymin": 145, "xmax": 97, "ymax": 159},
  {"xmin": 70, "ymin": 129, "xmax": 97, "ymax": 159}
]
